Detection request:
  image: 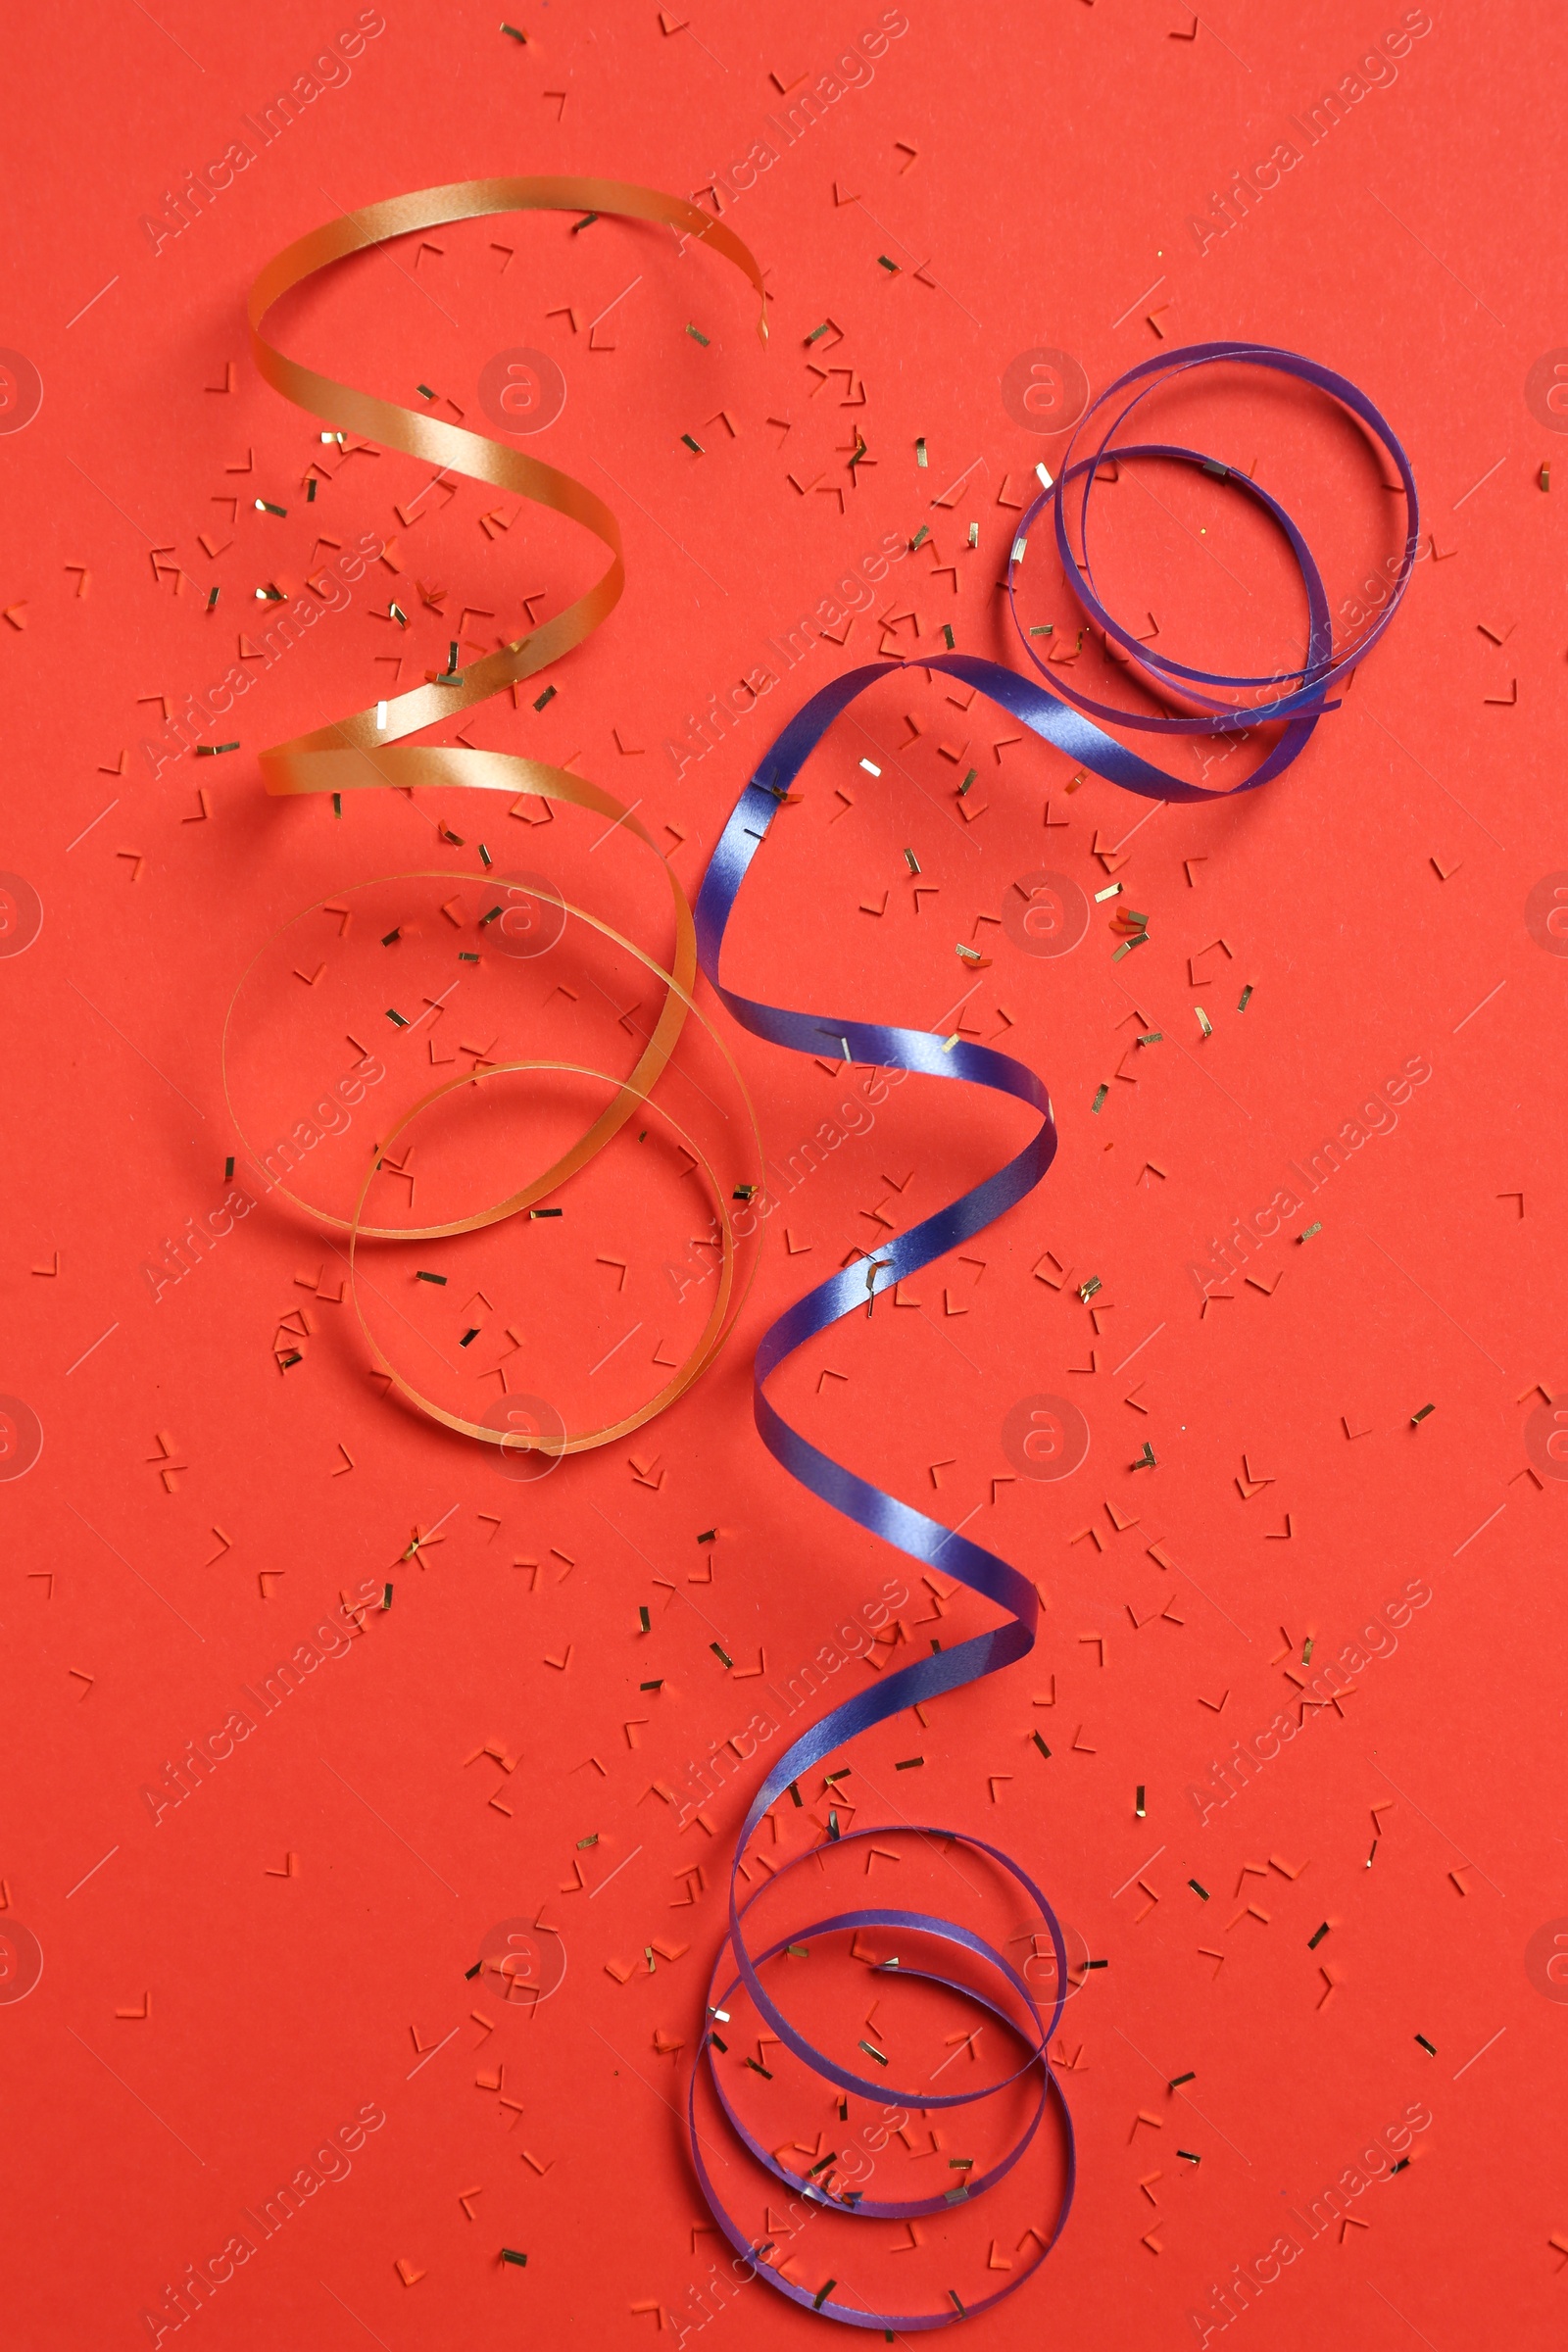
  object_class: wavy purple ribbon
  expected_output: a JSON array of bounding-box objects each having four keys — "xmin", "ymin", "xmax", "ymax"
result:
[{"xmin": 685, "ymin": 343, "xmax": 1416, "ymax": 2329}]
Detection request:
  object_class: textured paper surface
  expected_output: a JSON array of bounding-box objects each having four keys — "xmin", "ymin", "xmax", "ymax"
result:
[{"xmin": 2, "ymin": 1, "xmax": 1564, "ymax": 2343}]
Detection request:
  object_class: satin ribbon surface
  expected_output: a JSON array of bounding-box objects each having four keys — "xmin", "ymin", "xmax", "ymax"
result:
[
  {"xmin": 237, "ymin": 179, "xmax": 768, "ymax": 1455},
  {"xmin": 240, "ymin": 197, "xmax": 1416, "ymax": 2321},
  {"xmin": 686, "ymin": 344, "xmax": 1417, "ymax": 2326}
]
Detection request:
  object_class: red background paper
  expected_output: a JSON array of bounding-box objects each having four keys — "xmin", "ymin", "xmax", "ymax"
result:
[{"xmin": 3, "ymin": 1, "xmax": 1566, "ymax": 2343}]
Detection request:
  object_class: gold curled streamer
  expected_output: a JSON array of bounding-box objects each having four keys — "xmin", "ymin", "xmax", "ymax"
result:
[
  {"xmin": 223, "ymin": 873, "xmax": 764, "ymax": 1454},
  {"xmin": 239, "ymin": 182, "xmax": 768, "ymax": 1446},
  {"xmin": 348, "ymin": 1054, "xmax": 739, "ymax": 1454},
  {"xmin": 223, "ymin": 843, "xmax": 688, "ymax": 1247},
  {"xmin": 248, "ymin": 178, "xmax": 766, "ymax": 786}
]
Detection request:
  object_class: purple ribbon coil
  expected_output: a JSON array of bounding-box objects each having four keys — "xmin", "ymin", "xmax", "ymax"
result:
[{"xmin": 686, "ymin": 343, "xmax": 1416, "ymax": 2328}]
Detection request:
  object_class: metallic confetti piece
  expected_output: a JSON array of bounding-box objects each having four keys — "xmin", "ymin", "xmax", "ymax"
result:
[
  {"xmin": 533, "ymin": 683, "xmax": 556, "ymax": 710},
  {"xmin": 1195, "ymin": 1006, "xmax": 1212, "ymax": 1037},
  {"xmin": 686, "ymin": 323, "xmax": 710, "ymax": 346},
  {"xmin": 1299, "ymin": 1221, "xmax": 1322, "ymax": 1242},
  {"xmin": 1091, "ymin": 1084, "xmax": 1108, "ymax": 1113},
  {"xmin": 1189, "ymin": 1880, "xmax": 1209, "ymax": 1899},
  {"xmin": 1238, "ymin": 983, "xmax": 1253, "ymax": 1010}
]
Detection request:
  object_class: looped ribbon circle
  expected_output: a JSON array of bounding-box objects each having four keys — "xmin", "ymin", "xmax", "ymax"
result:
[
  {"xmin": 244, "ymin": 200, "xmax": 1415, "ymax": 2324},
  {"xmin": 686, "ymin": 347, "xmax": 1416, "ymax": 2325}
]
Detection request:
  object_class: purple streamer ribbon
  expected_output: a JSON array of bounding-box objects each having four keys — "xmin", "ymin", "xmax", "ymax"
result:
[{"xmin": 685, "ymin": 343, "xmax": 1416, "ymax": 2329}]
